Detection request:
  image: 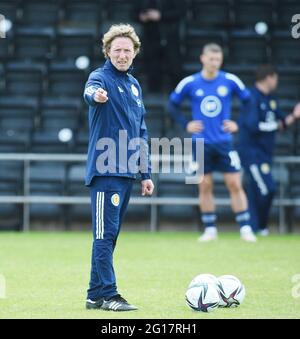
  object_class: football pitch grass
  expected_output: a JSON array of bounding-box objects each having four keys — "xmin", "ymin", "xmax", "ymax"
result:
[{"xmin": 0, "ymin": 231, "xmax": 299, "ymax": 319}]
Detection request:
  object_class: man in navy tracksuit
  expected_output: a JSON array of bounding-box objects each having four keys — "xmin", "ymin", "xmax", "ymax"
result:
[
  {"xmin": 83, "ymin": 24, "xmax": 154, "ymax": 312},
  {"xmin": 238, "ymin": 65, "xmax": 300, "ymax": 235}
]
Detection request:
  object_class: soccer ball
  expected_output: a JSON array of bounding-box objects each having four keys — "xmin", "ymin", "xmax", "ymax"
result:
[
  {"xmin": 217, "ymin": 275, "xmax": 245, "ymax": 308},
  {"xmin": 188, "ymin": 273, "xmax": 219, "ymax": 289},
  {"xmin": 185, "ymin": 283, "xmax": 220, "ymax": 313}
]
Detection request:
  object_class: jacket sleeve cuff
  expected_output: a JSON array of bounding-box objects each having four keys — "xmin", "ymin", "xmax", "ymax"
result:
[{"xmin": 141, "ymin": 173, "xmax": 151, "ymax": 181}]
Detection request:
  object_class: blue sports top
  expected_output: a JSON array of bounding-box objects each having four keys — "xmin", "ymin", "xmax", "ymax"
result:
[{"xmin": 169, "ymin": 70, "xmax": 250, "ymax": 144}]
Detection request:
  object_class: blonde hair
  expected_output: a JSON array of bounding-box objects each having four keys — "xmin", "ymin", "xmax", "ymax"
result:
[
  {"xmin": 202, "ymin": 43, "xmax": 223, "ymax": 55},
  {"xmin": 102, "ymin": 24, "xmax": 141, "ymax": 59}
]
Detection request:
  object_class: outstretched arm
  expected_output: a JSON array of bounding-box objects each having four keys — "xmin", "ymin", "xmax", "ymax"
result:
[
  {"xmin": 83, "ymin": 72, "xmax": 108, "ymax": 106},
  {"xmin": 286, "ymin": 102, "xmax": 300, "ymax": 126}
]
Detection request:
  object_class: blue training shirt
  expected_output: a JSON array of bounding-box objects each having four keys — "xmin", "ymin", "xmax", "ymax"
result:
[
  {"xmin": 238, "ymin": 86, "xmax": 286, "ymax": 161},
  {"xmin": 83, "ymin": 59, "xmax": 151, "ymax": 186},
  {"xmin": 169, "ymin": 70, "xmax": 250, "ymax": 144}
]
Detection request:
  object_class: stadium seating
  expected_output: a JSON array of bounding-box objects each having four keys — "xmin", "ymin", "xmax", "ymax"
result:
[
  {"xmin": 106, "ymin": 0, "xmax": 137, "ymax": 22},
  {"xmin": 19, "ymin": 0, "xmax": 62, "ymax": 27},
  {"xmin": 275, "ymin": 128, "xmax": 296, "ymax": 155},
  {"xmin": 26, "ymin": 161, "xmax": 65, "ymax": 222},
  {"xmin": 233, "ymin": 0, "xmax": 275, "ymax": 28},
  {"xmin": 0, "ymin": 97, "xmax": 38, "ymax": 142},
  {"xmin": 63, "ymin": 0, "xmax": 104, "ymax": 27},
  {"xmin": 272, "ymin": 31, "xmax": 300, "ymax": 65},
  {"xmin": 276, "ymin": 0, "xmax": 300, "ymax": 29},
  {"xmin": 75, "ymin": 128, "xmax": 89, "ymax": 153},
  {"xmin": 0, "ymin": 129, "xmax": 30, "ymax": 152},
  {"xmin": 143, "ymin": 95, "xmax": 167, "ymax": 138},
  {"xmin": 5, "ymin": 61, "xmax": 46, "ymax": 97},
  {"xmin": 0, "ymin": 0, "xmax": 20, "ymax": 22},
  {"xmin": 56, "ymin": 27, "xmax": 96, "ymax": 60},
  {"xmin": 63, "ymin": 164, "xmax": 91, "ymax": 226},
  {"xmin": 276, "ymin": 67, "xmax": 300, "ymax": 100},
  {"xmin": 187, "ymin": 0, "xmax": 232, "ymax": 29},
  {"xmin": 47, "ymin": 61, "xmax": 87, "ymax": 97},
  {"xmin": 0, "ymin": 161, "xmax": 24, "ymax": 228},
  {"xmin": 0, "ymin": 29, "xmax": 13, "ymax": 60},
  {"xmin": 229, "ymin": 30, "xmax": 270, "ymax": 64},
  {"xmin": 40, "ymin": 97, "xmax": 81, "ymax": 131},
  {"xmin": 14, "ymin": 26, "xmax": 55, "ymax": 61},
  {"xmin": 0, "ymin": 161, "xmax": 23, "ymax": 194},
  {"xmin": 30, "ymin": 162, "xmax": 66, "ymax": 187},
  {"xmin": 157, "ymin": 172, "xmax": 199, "ymax": 223},
  {"xmin": 31, "ymin": 129, "xmax": 74, "ymax": 153}
]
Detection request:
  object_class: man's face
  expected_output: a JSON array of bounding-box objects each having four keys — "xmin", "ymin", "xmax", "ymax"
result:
[
  {"xmin": 266, "ymin": 74, "xmax": 278, "ymax": 92},
  {"xmin": 108, "ymin": 37, "xmax": 136, "ymax": 72},
  {"xmin": 200, "ymin": 51, "xmax": 223, "ymax": 73}
]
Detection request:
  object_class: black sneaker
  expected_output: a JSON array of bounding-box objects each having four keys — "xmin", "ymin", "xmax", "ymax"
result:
[
  {"xmin": 101, "ymin": 294, "xmax": 138, "ymax": 312},
  {"xmin": 86, "ymin": 298, "xmax": 104, "ymax": 310}
]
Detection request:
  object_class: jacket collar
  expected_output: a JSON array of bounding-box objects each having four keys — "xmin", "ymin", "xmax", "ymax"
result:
[
  {"xmin": 103, "ymin": 59, "xmax": 133, "ymax": 77},
  {"xmin": 253, "ymin": 85, "xmax": 270, "ymax": 98}
]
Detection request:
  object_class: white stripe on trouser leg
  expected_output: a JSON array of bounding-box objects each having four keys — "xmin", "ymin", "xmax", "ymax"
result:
[
  {"xmin": 96, "ymin": 192, "xmax": 104, "ymax": 240},
  {"xmin": 249, "ymin": 164, "xmax": 268, "ymax": 196},
  {"xmin": 96, "ymin": 192, "xmax": 100, "ymax": 239},
  {"xmin": 100, "ymin": 192, "xmax": 104, "ymax": 239}
]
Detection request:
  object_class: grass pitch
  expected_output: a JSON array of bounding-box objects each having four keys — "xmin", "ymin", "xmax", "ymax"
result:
[{"xmin": 0, "ymin": 231, "xmax": 299, "ymax": 319}]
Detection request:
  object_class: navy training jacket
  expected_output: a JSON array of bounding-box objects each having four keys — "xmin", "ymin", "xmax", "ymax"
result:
[
  {"xmin": 238, "ymin": 86, "xmax": 286, "ymax": 162},
  {"xmin": 83, "ymin": 59, "xmax": 151, "ymax": 186}
]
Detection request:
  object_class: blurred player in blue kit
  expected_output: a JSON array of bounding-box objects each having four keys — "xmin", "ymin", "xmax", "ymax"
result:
[
  {"xmin": 238, "ymin": 65, "xmax": 300, "ymax": 236},
  {"xmin": 168, "ymin": 43, "xmax": 257, "ymax": 242}
]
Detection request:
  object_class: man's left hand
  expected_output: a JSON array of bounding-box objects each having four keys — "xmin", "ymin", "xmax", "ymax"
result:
[{"xmin": 141, "ymin": 179, "xmax": 154, "ymax": 196}]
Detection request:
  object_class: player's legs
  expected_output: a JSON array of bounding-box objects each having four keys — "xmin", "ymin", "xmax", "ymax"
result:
[
  {"xmin": 256, "ymin": 167, "xmax": 275, "ymax": 233},
  {"xmin": 87, "ymin": 176, "xmax": 133, "ymax": 301},
  {"xmin": 199, "ymin": 174, "xmax": 215, "ymax": 211},
  {"xmin": 244, "ymin": 175, "xmax": 260, "ymax": 232},
  {"xmin": 113, "ymin": 178, "xmax": 134, "ymax": 250},
  {"xmin": 198, "ymin": 174, "xmax": 218, "ymax": 241},
  {"xmin": 223, "ymin": 172, "xmax": 248, "ymax": 213},
  {"xmin": 245, "ymin": 162, "xmax": 276, "ymax": 234},
  {"xmin": 213, "ymin": 143, "xmax": 256, "ymax": 241},
  {"xmin": 86, "ymin": 176, "xmax": 137, "ymax": 311},
  {"xmin": 197, "ymin": 143, "xmax": 219, "ymax": 241},
  {"xmin": 258, "ymin": 187, "xmax": 275, "ymax": 234},
  {"xmin": 223, "ymin": 171, "xmax": 256, "ymax": 242},
  {"xmin": 87, "ymin": 179, "xmax": 118, "ymax": 301},
  {"xmin": 87, "ymin": 241, "xmax": 102, "ymax": 302},
  {"xmin": 87, "ymin": 181, "xmax": 104, "ymax": 301}
]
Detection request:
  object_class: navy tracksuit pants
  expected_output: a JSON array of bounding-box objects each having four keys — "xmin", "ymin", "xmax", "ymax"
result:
[
  {"xmin": 87, "ymin": 176, "xmax": 134, "ymax": 300},
  {"xmin": 242, "ymin": 159, "xmax": 276, "ymax": 232}
]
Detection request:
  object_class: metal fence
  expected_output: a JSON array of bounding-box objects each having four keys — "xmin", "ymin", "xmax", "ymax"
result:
[{"xmin": 0, "ymin": 153, "xmax": 300, "ymax": 233}]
